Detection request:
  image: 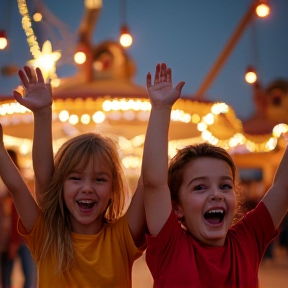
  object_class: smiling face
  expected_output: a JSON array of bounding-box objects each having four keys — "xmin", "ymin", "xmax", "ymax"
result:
[
  {"xmin": 174, "ymin": 157, "xmax": 236, "ymax": 246},
  {"xmin": 63, "ymin": 155, "xmax": 113, "ymax": 234}
]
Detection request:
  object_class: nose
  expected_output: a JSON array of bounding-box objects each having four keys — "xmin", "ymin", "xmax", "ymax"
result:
[
  {"xmin": 209, "ymin": 187, "xmax": 224, "ymax": 201},
  {"xmin": 81, "ymin": 179, "xmax": 94, "ymax": 194}
]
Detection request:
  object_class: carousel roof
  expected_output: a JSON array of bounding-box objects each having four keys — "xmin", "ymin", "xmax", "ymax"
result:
[{"xmin": 1, "ymin": 0, "xmax": 288, "ymax": 179}]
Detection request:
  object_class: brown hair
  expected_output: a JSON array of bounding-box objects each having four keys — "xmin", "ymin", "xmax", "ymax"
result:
[
  {"xmin": 168, "ymin": 142, "xmax": 242, "ymax": 222},
  {"xmin": 40, "ymin": 133, "xmax": 128, "ymax": 273}
]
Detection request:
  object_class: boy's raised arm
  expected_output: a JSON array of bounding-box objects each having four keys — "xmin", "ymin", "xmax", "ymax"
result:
[
  {"xmin": 142, "ymin": 63, "xmax": 185, "ymax": 236},
  {"xmin": 13, "ymin": 67, "xmax": 54, "ymax": 206},
  {"xmin": 262, "ymin": 145, "xmax": 288, "ymax": 229},
  {"xmin": 0, "ymin": 124, "xmax": 38, "ymax": 231}
]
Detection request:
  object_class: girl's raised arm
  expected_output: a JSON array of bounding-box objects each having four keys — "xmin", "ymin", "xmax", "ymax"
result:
[
  {"xmin": 13, "ymin": 67, "xmax": 54, "ymax": 206},
  {"xmin": 0, "ymin": 124, "xmax": 38, "ymax": 231},
  {"xmin": 262, "ymin": 145, "xmax": 288, "ymax": 229},
  {"xmin": 142, "ymin": 63, "xmax": 185, "ymax": 236},
  {"xmin": 126, "ymin": 174, "xmax": 146, "ymax": 247}
]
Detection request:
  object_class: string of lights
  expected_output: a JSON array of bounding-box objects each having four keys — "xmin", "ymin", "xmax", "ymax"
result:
[
  {"xmin": 1, "ymin": 97, "xmax": 287, "ymax": 155},
  {"xmin": 17, "ymin": 0, "xmax": 41, "ymax": 59}
]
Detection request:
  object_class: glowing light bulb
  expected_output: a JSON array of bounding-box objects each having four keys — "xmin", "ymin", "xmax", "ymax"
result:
[
  {"xmin": 256, "ymin": 3, "xmax": 270, "ymax": 17},
  {"xmin": 245, "ymin": 67, "xmax": 257, "ymax": 84},
  {"xmin": 120, "ymin": 33, "xmax": 133, "ymax": 47},
  {"xmin": 74, "ymin": 52, "xmax": 86, "ymax": 64},
  {"xmin": 0, "ymin": 31, "xmax": 8, "ymax": 49},
  {"xmin": 119, "ymin": 25, "xmax": 133, "ymax": 48},
  {"xmin": 33, "ymin": 12, "xmax": 42, "ymax": 22}
]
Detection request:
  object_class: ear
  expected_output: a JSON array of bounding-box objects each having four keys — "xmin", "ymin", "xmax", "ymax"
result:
[{"xmin": 172, "ymin": 201, "xmax": 184, "ymax": 219}]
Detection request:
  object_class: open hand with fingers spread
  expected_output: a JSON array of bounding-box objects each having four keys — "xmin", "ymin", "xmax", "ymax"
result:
[
  {"xmin": 13, "ymin": 66, "xmax": 52, "ymax": 113},
  {"xmin": 146, "ymin": 63, "xmax": 185, "ymax": 108}
]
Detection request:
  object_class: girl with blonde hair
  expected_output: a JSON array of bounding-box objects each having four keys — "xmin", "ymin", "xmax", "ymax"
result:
[{"xmin": 0, "ymin": 67, "xmax": 146, "ymax": 287}]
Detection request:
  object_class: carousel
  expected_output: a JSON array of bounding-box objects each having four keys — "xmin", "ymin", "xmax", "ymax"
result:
[{"xmin": 0, "ymin": 0, "xmax": 287, "ymax": 195}]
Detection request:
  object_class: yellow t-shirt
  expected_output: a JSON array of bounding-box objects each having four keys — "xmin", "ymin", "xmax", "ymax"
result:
[{"xmin": 19, "ymin": 211, "xmax": 145, "ymax": 288}]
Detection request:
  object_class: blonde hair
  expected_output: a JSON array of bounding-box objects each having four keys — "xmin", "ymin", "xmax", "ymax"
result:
[{"xmin": 39, "ymin": 133, "xmax": 127, "ymax": 273}]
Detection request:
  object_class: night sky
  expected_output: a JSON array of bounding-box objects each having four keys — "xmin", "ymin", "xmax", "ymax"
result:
[{"xmin": 0, "ymin": 0, "xmax": 288, "ymax": 120}]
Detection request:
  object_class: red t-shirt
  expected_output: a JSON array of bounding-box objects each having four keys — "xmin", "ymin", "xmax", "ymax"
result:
[{"xmin": 146, "ymin": 202, "xmax": 277, "ymax": 288}]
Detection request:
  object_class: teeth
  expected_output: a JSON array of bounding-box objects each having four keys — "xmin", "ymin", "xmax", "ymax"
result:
[
  {"xmin": 208, "ymin": 209, "xmax": 224, "ymax": 214},
  {"xmin": 78, "ymin": 200, "xmax": 94, "ymax": 204}
]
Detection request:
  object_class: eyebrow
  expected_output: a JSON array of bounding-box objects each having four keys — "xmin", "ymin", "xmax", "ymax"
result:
[
  {"xmin": 188, "ymin": 175, "xmax": 233, "ymax": 187},
  {"xmin": 69, "ymin": 170, "xmax": 110, "ymax": 175}
]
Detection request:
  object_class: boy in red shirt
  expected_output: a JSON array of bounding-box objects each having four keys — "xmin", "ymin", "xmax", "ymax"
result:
[{"xmin": 142, "ymin": 63, "xmax": 283, "ymax": 288}]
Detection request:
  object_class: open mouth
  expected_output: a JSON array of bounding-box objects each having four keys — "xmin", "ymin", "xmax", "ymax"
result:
[
  {"xmin": 77, "ymin": 200, "xmax": 96, "ymax": 210},
  {"xmin": 204, "ymin": 209, "xmax": 225, "ymax": 224}
]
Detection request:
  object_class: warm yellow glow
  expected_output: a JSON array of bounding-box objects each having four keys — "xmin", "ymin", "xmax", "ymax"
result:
[
  {"xmin": 74, "ymin": 52, "xmax": 86, "ymax": 64},
  {"xmin": 245, "ymin": 71, "xmax": 257, "ymax": 84},
  {"xmin": 256, "ymin": 3, "xmax": 270, "ymax": 17},
  {"xmin": 69, "ymin": 115, "xmax": 79, "ymax": 125},
  {"xmin": 205, "ymin": 134, "xmax": 219, "ymax": 145},
  {"xmin": 122, "ymin": 156, "xmax": 142, "ymax": 169},
  {"xmin": 123, "ymin": 111, "xmax": 136, "ymax": 121},
  {"xmin": 120, "ymin": 33, "xmax": 133, "ymax": 48},
  {"xmin": 211, "ymin": 103, "xmax": 229, "ymax": 114},
  {"xmin": 33, "ymin": 12, "xmax": 42, "ymax": 22},
  {"xmin": 0, "ymin": 37, "xmax": 8, "ymax": 49},
  {"xmin": 202, "ymin": 113, "xmax": 214, "ymax": 125},
  {"xmin": 85, "ymin": 0, "xmax": 102, "ymax": 9},
  {"xmin": 197, "ymin": 122, "xmax": 207, "ymax": 132},
  {"xmin": 17, "ymin": 0, "xmax": 41, "ymax": 58},
  {"xmin": 266, "ymin": 137, "xmax": 277, "ymax": 150},
  {"xmin": 0, "ymin": 97, "xmax": 284, "ymax": 155},
  {"xmin": 136, "ymin": 111, "xmax": 149, "ymax": 121},
  {"xmin": 20, "ymin": 143, "xmax": 30, "ymax": 155},
  {"xmin": 103, "ymin": 99, "xmax": 151, "ymax": 112},
  {"xmin": 272, "ymin": 123, "xmax": 288, "ymax": 138},
  {"xmin": 171, "ymin": 110, "xmax": 191, "ymax": 123},
  {"xmin": 202, "ymin": 130, "xmax": 212, "ymax": 141},
  {"xmin": 103, "ymin": 100, "xmax": 112, "ymax": 111},
  {"xmin": 51, "ymin": 78, "xmax": 60, "ymax": 88},
  {"xmin": 134, "ymin": 100, "xmax": 143, "ymax": 111},
  {"xmin": 93, "ymin": 61, "xmax": 103, "ymax": 71},
  {"xmin": 0, "ymin": 102, "xmax": 29, "ymax": 115},
  {"xmin": 27, "ymin": 40, "xmax": 61, "ymax": 80},
  {"xmin": 81, "ymin": 114, "xmax": 90, "ymax": 124},
  {"xmin": 112, "ymin": 100, "xmax": 121, "ymax": 111},
  {"xmin": 209, "ymin": 137, "xmax": 219, "ymax": 146},
  {"xmin": 131, "ymin": 135, "xmax": 145, "ymax": 147},
  {"xmin": 118, "ymin": 137, "xmax": 132, "ymax": 150},
  {"xmin": 92, "ymin": 111, "xmax": 105, "ymax": 123},
  {"xmin": 59, "ymin": 110, "xmax": 69, "ymax": 122},
  {"xmin": 191, "ymin": 114, "xmax": 200, "ymax": 123},
  {"xmin": 119, "ymin": 100, "xmax": 129, "ymax": 111},
  {"xmin": 234, "ymin": 133, "xmax": 246, "ymax": 143}
]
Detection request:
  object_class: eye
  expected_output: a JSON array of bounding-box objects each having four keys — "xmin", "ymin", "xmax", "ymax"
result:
[
  {"xmin": 194, "ymin": 184, "xmax": 207, "ymax": 191},
  {"xmin": 95, "ymin": 177, "xmax": 108, "ymax": 183},
  {"xmin": 220, "ymin": 183, "xmax": 233, "ymax": 190},
  {"xmin": 68, "ymin": 176, "xmax": 80, "ymax": 180}
]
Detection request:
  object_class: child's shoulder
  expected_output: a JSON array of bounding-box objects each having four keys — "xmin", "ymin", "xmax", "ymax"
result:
[{"xmin": 105, "ymin": 214, "xmax": 128, "ymax": 230}]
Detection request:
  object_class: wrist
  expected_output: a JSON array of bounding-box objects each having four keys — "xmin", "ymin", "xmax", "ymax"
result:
[
  {"xmin": 33, "ymin": 106, "xmax": 52, "ymax": 117},
  {"xmin": 151, "ymin": 103, "xmax": 173, "ymax": 111}
]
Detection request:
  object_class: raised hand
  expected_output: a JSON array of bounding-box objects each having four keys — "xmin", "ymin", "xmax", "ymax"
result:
[
  {"xmin": 13, "ymin": 66, "xmax": 52, "ymax": 113},
  {"xmin": 146, "ymin": 63, "xmax": 185, "ymax": 108}
]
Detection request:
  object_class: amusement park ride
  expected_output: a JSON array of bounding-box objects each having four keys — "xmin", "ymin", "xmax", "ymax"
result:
[{"xmin": 0, "ymin": 0, "xmax": 287, "ymax": 195}]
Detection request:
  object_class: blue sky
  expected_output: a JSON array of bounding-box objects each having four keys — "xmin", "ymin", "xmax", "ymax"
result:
[{"xmin": 0, "ymin": 0, "xmax": 288, "ymax": 120}]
